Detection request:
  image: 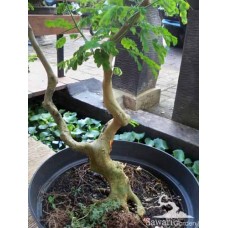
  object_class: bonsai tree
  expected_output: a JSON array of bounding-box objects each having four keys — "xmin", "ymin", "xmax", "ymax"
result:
[{"xmin": 28, "ymin": 0, "xmax": 189, "ymax": 221}]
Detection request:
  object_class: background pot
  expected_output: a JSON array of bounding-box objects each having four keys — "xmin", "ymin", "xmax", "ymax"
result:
[{"xmin": 29, "ymin": 141, "xmax": 199, "ymax": 227}]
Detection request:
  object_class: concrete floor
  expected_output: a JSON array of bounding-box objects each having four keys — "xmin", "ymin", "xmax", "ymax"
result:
[
  {"xmin": 149, "ymin": 47, "xmax": 182, "ymax": 119},
  {"xmin": 28, "ymin": 30, "xmax": 182, "ymax": 119}
]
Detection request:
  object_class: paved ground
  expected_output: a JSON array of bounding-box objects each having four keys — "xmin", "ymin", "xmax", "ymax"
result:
[
  {"xmin": 149, "ymin": 47, "xmax": 182, "ymax": 119},
  {"xmin": 28, "ymin": 30, "xmax": 182, "ymax": 119},
  {"xmin": 28, "ymin": 137, "xmax": 55, "ymax": 228}
]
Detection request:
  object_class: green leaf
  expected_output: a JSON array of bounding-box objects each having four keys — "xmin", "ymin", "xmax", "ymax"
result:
[
  {"xmin": 39, "ymin": 131, "xmax": 51, "ymax": 140},
  {"xmin": 173, "ymin": 149, "xmax": 185, "ymax": 162},
  {"xmin": 56, "ymin": 2, "xmax": 73, "ymax": 14},
  {"xmin": 48, "ymin": 122, "xmax": 57, "ymax": 127},
  {"xmin": 28, "ymin": 54, "xmax": 38, "ymax": 63},
  {"xmin": 133, "ymin": 132, "xmax": 145, "ymax": 141},
  {"xmin": 83, "ymin": 39, "xmax": 100, "ymax": 51},
  {"xmin": 67, "ymin": 124, "xmax": 76, "ymax": 131},
  {"xmin": 70, "ymin": 34, "xmax": 79, "ymax": 39},
  {"xmin": 139, "ymin": 54, "xmax": 160, "ymax": 77},
  {"xmin": 154, "ymin": 138, "xmax": 169, "ymax": 151},
  {"xmin": 108, "ymin": 0, "xmax": 123, "ymax": 6},
  {"xmin": 98, "ymin": 5, "xmax": 129, "ymax": 27},
  {"xmin": 48, "ymin": 195, "xmax": 55, "ymax": 203},
  {"xmin": 29, "ymin": 114, "xmax": 41, "ymax": 121},
  {"xmin": 113, "ymin": 67, "xmax": 122, "ymax": 76},
  {"xmin": 28, "ymin": 127, "xmax": 37, "ymax": 135},
  {"xmin": 48, "ymin": 195, "xmax": 56, "ymax": 209},
  {"xmin": 84, "ymin": 130, "xmax": 100, "ymax": 139},
  {"xmin": 40, "ymin": 113, "xmax": 52, "ymax": 121},
  {"xmin": 151, "ymin": 26, "xmax": 177, "ymax": 47},
  {"xmin": 130, "ymin": 26, "xmax": 136, "ymax": 35},
  {"xmin": 121, "ymin": 37, "xmax": 160, "ymax": 77},
  {"xmin": 145, "ymin": 138, "xmax": 154, "ymax": 147},
  {"xmin": 184, "ymin": 158, "xmax": 193, "ymax": 166},
  {"xmin": 114, "ymin": 134, "xmax": 120, "ymax": 140},
  {"xmin": 56, "ymin": 36, "xmax": 66, "ymax": 49},
  {"xmin": 94, "ymin": 48, "xmax": 110, "ymax": 70},
  {"xmin": 129, "ymin": 119, "xmax": 139, "ymax": 127},
  {"xmin": 152, "ymin": 39, "xmax": 167, "ymax": 64},
  {"xmin": 53, "ymin": 130, "xmax": 61, "ymax": 137},
  {"xmin": 28, "ymin": 2, "xmax": 34, "ymax": 11},
  {"xmin": 128, "ymin": 51, "xmax": 142, "ymax": 71},
  {"xmin": 71, "ymin": 128, "xmax": 85, "ymax": 137},
  {"xmin": 90, "ymin": 118, "xmax": 101, "ymax": 126},
  {"xmin": 178, "ymin": 0, "xmax": 190, "ymax": 24},
  {"xmin": 77, "ymin": 119, "xmax": 87, "ymax": 128},
  {"xmin": 121, "ymin": 37, "xmax": 138, "ymax": 50},
  {"xmin": 63, "ymin": 112, "xmax": 77, "ymax": 124},
  {"xmin": 101, "ymin": 41, "xmax": 119, "ymax": 56},
  {"xmin": 59, "ymin": 109, "xmax": 66, "ymax": 114},
  {"xmin": 38, "ymin": 124, "xmax": 48, "ymax": 130},
  {"xmin": 139, "ymin": 26, "xmax": 150, "ymax": 52},
  {"xmin": 77, "ymin": 117, "xmax": 95, "ymax": 128},
  {"xmin": 192, "ymin": 160, "xmax": 199, "ymax": 175},
  {"xmin": 119, "ymin": 132, "xmax": 135, "ymax": 142}
]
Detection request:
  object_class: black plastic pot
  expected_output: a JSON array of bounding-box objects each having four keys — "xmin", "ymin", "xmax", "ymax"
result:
[{"xmin": 29, "ymin": 141, "xmax": 199, "ymax": 227}]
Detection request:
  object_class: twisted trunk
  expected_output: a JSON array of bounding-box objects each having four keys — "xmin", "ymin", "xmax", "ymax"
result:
[
  {"xmin": 28, "ymin": 0, "xmax": 150, "ymax": 215},
  {"xmin": 88, "ymin": 65, "xmax": 145, "ymax": 216}
]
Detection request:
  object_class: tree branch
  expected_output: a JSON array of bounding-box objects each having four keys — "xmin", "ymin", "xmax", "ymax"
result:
[
  {"xmin": 101, "ymin": 0, "xmax": 157, "ymax": 131},
  {"xmin": 63, "ymin": 0, "xmax": 88, "ymax": 42},
  {"xmin": 28, "ymin": 23, "xmax": 91, "ymax": 154},
  {"xmin": 98, "ymin": 1, "xmax": 154, "ymax": 147},
  {"xmin": 110, "ymin": 0, "xmax": 157, "ymax": 43},
  {"xmin": 102, "ymin": 59, "xmax": 130, "ymax": 127},
  {"xmin": 110, "ymin": 12, "xmax": 140, "ymax": 43}
]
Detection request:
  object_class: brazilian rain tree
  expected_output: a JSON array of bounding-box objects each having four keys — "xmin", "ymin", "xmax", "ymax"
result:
[{"xmin": 28, "ymin": 0, "xmax": 189, "ymax": 218}]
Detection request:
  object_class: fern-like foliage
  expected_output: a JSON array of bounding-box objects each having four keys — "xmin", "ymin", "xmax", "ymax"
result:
[{"xmin": 44, "ymin": 0, "xmax": 189, "ymax": 75}]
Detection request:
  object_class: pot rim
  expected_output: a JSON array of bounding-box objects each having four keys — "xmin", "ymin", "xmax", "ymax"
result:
[{"xmin": 28, "ymin": 140, "xmax": 199, "ymax": 228}]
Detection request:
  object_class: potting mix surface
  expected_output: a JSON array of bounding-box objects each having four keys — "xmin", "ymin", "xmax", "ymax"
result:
[{"xmin": 41, "ymin": 163, "xmax": 186, "ymax": 228}]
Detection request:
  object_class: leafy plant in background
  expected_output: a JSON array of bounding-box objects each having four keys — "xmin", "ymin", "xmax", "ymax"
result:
[
  {"xmin": 28, "ymin": 0, "xmax": 190, "ymax": 221},
  {"xmin": 28, "ymin": 103, "xmax": 199, "ymax": 179},
  {"xmin": 28, "ymin": 54, "xmax": 38, "ymax": 73},
  {"xmin": 28, "ymin": 104, "xmax": 103, "ymax": 151},
  {"xmin": 172, "ymin": 149, "xmax": 199, "ymax": 180},
  {"xmin": 28, "ymin": 54, "xmax": 38, "ymax": 63},
  {"xmin": 115, "ymin": 132, "xmax": 199, "ymax": 179}
]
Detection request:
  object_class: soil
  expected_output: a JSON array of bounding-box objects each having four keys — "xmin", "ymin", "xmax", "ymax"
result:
[{"xmin": 41, "ymin": 163, "xmax": 186, "ymax": 228}]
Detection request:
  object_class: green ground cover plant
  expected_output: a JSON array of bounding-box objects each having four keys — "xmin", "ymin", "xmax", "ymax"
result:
[{"xmin": 28, "ymin": 103, "xmax": 199, "ymax": 179}]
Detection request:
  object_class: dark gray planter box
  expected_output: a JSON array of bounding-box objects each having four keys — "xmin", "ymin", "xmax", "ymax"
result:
[{"xmin": 172, "ymin": 9, "xmax": 199, "ymax": 129}]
